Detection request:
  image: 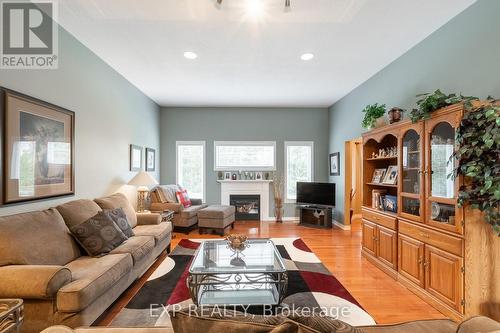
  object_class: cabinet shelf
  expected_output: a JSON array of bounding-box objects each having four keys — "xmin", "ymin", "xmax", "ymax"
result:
[
  {"xmin": 366, "ymin": 182, "xmax": 398, "ymax": 188},
  {"xmin": 365, "ymin": 156, "xmax": 398, "ymax": 161}
]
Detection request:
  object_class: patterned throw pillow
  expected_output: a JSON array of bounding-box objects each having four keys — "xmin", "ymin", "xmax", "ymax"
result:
[
  {"xmin": 103, "ymin": 207, "xmax": 134, "ymax": 238},
  {"xmin": 176, "ymin": 189, "xmax": 192, "ymax": 208},
  {"xmin": 70, "ymin": 211, "xmax": 128, "ymax": 257}
]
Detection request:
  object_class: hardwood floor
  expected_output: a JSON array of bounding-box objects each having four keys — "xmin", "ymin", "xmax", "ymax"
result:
[{"xmin": 98, "ymin": 220, "xmax": 446, "ymax": 326}]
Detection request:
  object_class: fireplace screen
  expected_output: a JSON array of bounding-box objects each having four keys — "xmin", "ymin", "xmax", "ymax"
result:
[{"xmin": 230, "ymin": 195, "xmax": 260, "ymax": 220}]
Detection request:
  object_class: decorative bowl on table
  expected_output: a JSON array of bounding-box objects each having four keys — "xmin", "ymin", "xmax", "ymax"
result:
[{"xmin": 226, "ymin": 234, "xmax": 248, "ymax": 251}]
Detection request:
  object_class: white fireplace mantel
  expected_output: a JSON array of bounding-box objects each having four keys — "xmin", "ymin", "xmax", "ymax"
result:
[{"xmin": 217, "ymin": 180, "xmax": 273, "ymax": 221}]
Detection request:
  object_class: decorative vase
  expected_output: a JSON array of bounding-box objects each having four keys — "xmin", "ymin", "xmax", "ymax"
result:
[
  {"xmin": 388, "ymin": 108, "xmax": 404, "ymax": 124},
  {"xmin": 274, "ymin": 197, "xmax": 283, "ymax": 223}
]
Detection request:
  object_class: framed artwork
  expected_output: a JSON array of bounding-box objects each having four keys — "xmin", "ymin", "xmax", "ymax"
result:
[
  {"xmin": 383, "ymin": 195, "xmax": 398, "ymax": 213},
  {"xmin": 0, "ymin": 87, "xmax": 75, "ymax": 204},
  {"xmin": 130, "ymin": 144, "xmax": 142, "ymax": 171},
  {"xmin": 371, "ymin": 168, "xmax": 386, "ymax": 183},
  {"xmin": 329, "ymin": 152, "xmax": 340, "ymax": 176},
  {"xmin": 145, "ymin": 147, "xmax": 155, "ymax": 171},
  {"xmin": 224, "ymin": 172, "xmax": 231, "ymax": 180},
  {"xmin": 382, "ymin": 165, "xmax": 398, "ymax": 185}
]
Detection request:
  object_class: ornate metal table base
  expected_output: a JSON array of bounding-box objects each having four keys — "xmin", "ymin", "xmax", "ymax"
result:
[
  {"xmin": 0, "ymin": 299, "xmax": 23, "ymax": 333},
  {"xmin": 188, "ymin": 271, "xmax": 288, "ymax": 306}
]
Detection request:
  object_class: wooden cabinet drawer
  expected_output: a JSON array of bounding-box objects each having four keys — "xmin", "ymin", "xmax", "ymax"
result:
[
  {"xmin": 399, "ymin": 220, "xmax": 463, "ymax": 257},
  {"xmin": 362, "ymin": 207, "xmax": 397, "ymax": 230}
]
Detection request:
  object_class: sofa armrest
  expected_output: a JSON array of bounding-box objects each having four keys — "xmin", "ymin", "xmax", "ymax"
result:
[
  {"xmin": 190, "ymin": 198, "xmax": 203, "ymax": 205},
  {"xmin": 457, "ymin": 316, "xmax": 500, "ymax": 333},
  {"xmin": 136, "ymin": 213, "xmax": 162, "ymax": 225},
  {"xmin": 151, "ymin": 202, "xmax": 183, "ymax": 213},
  {"xmin": 0, "ymin": 265, "xmax": 72, "ymax": 299}
]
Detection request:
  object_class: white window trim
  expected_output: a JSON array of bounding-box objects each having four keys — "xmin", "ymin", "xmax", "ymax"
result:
[
  {"xmin": 175, "ymin": 141, "xmax": 206, "ymax": 201},
  {"xmin": 284, "ymin": 141, "xmax": 314, "ymax": 203},
  {"xmin": 213, "ymin": 141, "xmax": 277, "ymax": 171}
]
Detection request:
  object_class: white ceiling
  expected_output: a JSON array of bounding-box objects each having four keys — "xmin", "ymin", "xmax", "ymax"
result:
[{"xmin": 57, "ymin": 0, "xmax": 476, "ymax": 107}]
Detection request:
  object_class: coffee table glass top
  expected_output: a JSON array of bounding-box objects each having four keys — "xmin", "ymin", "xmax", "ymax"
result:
[{"xmin": 189, "ymin": 239, "xmax": 286, "ymax": 274}]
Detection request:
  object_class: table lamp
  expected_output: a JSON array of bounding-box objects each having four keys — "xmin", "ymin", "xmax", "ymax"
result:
[{"xmin": 128, "ymin": 171, "xmax": 159, "ymax": 212}]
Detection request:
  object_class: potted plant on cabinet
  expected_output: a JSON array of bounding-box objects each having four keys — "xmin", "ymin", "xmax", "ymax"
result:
[{"xmin": 362, "ymin": 103, "xmax": 387, "ymax": 130}]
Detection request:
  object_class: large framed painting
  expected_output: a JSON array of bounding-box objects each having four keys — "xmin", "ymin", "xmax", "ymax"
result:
[
  {"xmin": 145, "ymin": 147, "xmax": 155, "ymax": 171},
  {"xmin": 0, "ymin": 87, "xmax": 75, "ymax": 204},
  {"xmin": 329, "ymin": 152, "xmax": 340, "ymax": 176},
  {"xmin": 130, "ymin": 144, "xmax": 142, "ymax": 171}
]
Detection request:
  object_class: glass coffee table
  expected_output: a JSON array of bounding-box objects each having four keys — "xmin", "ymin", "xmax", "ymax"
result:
[{"xmin": 188, "ymin": 239, "xmax": 288, "ymax": 307}]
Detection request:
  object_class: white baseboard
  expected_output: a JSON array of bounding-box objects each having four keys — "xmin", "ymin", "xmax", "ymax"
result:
[
  {"xmin": 333, "ymin": 220, "xmax": 351, "ymax": 230},
  {"xmin": 262, "ymin": 217, "xmax": 299, "ymax": 223}
]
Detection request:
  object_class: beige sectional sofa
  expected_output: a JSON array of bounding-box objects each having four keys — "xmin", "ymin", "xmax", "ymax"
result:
[{"xmin": 0, "ymin": 193, "xmax": 172, "ymax": 333}]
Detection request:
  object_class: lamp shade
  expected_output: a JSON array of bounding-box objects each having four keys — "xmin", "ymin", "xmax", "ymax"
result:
[{"xmin": 128, "ymin": 171, "xmax": 158, "ymax": 187}]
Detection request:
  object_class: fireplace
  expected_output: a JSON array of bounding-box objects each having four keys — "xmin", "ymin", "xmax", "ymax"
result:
[{"xmin": 230, "ymin": 194, "xmax": 260, "ymax": 220}]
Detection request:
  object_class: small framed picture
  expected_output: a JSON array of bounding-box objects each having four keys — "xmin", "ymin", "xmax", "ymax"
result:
[
  {"xmin": 224, "ymin": 172, "xmax": 231, "ymax": 180},
  {"xmin": 145, "ymin": 147, "xmax": 155, "ymax": 171},
  {"xmin": 383, "ymin": 195, "xmax": 398, "ymax": 213},
  {"xmin": 256, "ymin": 172, "xmax": 262, "ymax": 180},
  {"xmin": 329, "ymin": 152, "xmax": 340, "ymax": 176},
  {"xmin": 371, "ymin": 168, "xmax": 386, "ymax": 183},
  {"xmin": 382, "ymin": 165, "xmax": 398, "ymax": 185},
  {"xmin": 130, "ymin": 144, "xmax": 142, "ymax": 171}
]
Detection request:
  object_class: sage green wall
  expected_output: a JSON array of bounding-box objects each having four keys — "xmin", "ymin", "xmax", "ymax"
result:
[
  {"xmin": 328, "ymin": 0, "xmax": 500, "ymax": 224},
  {"xmin": 160, "ymin": 107, "xmax": 329, "ymax": 217},
  {"xmin": 0, "ymin": 26, "xmax": 160, "ymax": 216}
]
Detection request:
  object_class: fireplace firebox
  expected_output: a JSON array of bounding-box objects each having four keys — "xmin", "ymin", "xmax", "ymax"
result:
[{"xmin": 230, "ymin": 195, "xmax": 260, "ymax": 220}]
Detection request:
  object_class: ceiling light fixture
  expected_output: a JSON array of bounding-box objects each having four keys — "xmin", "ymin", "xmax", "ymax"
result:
[
  {"xmin": 246, "ymin": 0, "xmax": 264, "ymax": 17},
  {"xmin": 216, "ymin": 0, "xmax": 291, "ymax": 10},
  {"xmin": 183, "ymin": 51, "xmax": 198, "ymax": 60},
  {"xmin": 300, "ymin": 53, "xmax": 314, "ymax": 61}
]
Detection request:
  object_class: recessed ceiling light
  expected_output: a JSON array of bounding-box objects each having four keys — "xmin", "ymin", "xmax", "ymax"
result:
[
  {"xmin": 300, "ymin": 53, "xmax": 314, "ymax": 61},
  {"xmin": 246, "ymin": 0, "xmax": 264, "ymax": 17},
  {"xmin": 183, "ymin": 51, "xmax": 198, "ymax": 60}
]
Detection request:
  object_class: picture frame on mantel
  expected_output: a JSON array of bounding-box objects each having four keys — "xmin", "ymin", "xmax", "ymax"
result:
[
  {"xmin": 0, "ymin": 87, "xmax": 75, "ymax": 204},
  {"xmin": 130, "ymin": 144, "xmax": 142, "ymax": 171},
  {"xmin": 329, "ymin": 152, "xmax": 340, "ymax": 176}
]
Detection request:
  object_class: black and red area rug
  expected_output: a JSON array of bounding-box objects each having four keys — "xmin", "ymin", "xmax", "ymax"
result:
[{"xmin": 109, "ymin": 238, "xmax": 375, "ymax": 328}]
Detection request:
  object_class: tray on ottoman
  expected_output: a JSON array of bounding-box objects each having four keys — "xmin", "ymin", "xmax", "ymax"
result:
[{"xmin": 198, "ymin": 205, "xmax": 236, "ymax": 236}]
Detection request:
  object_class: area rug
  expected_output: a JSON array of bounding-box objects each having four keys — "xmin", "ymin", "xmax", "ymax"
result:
[{"xmin": 109, "ymin": 238, "xmax": 375, "ymax": 328}]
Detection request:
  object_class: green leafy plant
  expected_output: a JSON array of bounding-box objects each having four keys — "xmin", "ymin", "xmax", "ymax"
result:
[
  {"xmin": 362, "ymin": 103, "xmax": 386, "ymax": 129},
  {"xmin": 451, "ymin": 98, "xmax": 500, "ymax": 235},
  {"xmin": 410, "ymin": 89, "xmax": 478, "ymax": 123}
]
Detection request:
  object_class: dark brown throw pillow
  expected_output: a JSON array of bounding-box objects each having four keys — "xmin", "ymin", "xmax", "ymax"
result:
[
  {"xmin": 70, "ymin": 211, "xmax": 128, "ymax": 257},
  {"xmin": 103, "ymin": 208, "xmax": 134, "ymax": 237}
]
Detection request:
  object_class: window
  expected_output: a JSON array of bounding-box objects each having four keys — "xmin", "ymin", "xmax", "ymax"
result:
[
  {"xmin": 285, "ymin": 141, "xmax": 314, "ymax": 201},
  {"xmin": 176, "ymin": 141, "xmax": 205, "ymax": 201},
  {"xmin": 214, "ymin": 141, "xmax": 276, "ymax": 171}
]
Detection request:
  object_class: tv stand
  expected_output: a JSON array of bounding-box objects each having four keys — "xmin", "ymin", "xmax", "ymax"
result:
[{"xmin": 297, "ymin": 205, "xmax": 333, "ymax": 229}]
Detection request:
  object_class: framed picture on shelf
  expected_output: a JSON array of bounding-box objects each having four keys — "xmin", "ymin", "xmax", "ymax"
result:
[
  {"xmin": 145, "ymin": 147, "xmax": 155, "ymax": 171},
  {"xmin": 383, "ymin": 195, "xmax": 398, "ymax": 213},
  {"xmin": 382, "ymin": 165, "xmax": 398, "ymax": 185},
  {"xmin": 130, "ymin": 144, "xmax": 142, "ymax": 171},
  {"xmin": 0, "ymin": 87, "xmax": 75, "ymax": 204},
  {"xmin": 329, "ymin": 152, "xmax": 340, "ymax": 176},
  {"xmin": 224, "ymin": 172, "xmax": 231, "ymax": 180},
  {"xmin": 371, "ymin": 168, "xmax": 386, "ymax": 183}
]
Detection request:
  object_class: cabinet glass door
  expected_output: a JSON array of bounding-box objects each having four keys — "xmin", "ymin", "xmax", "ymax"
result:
[
  {"xmin": 400, "ymin": 127, "xmax": 423, "ymax": 222},
  {"xmin": 426, "ymin": 119, "xmax": 461, "ymax": 233}
]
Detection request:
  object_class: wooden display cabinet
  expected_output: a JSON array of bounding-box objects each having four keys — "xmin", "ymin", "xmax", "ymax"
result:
[{"xmin": 361, "ymin": 103, "xmax": 499, "ymax": 322}]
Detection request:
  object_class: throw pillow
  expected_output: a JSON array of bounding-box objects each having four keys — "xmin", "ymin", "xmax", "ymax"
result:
[
  {"xmin": 103, "ymin": 207, "xmax": 134, "ymax": 238},
  {"xmin": 176, "ymin": 189, "xmax": 192, "ymax": 208},
  {"xmin": 70, "ymin": 211, "xmax": 128, "ymax": 257}
]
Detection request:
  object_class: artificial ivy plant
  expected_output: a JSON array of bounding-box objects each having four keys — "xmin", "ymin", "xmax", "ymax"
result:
[
  {"xmin": 361, "ymin": 103, "xmax": 386, "ymax": 129},
  {"xmin": 409, "ymin": 89, "xmax": 478, "ymax": 123},
  {"xmin": 451, "ymin": 98, "xmax": 500, "ymax": 235}
]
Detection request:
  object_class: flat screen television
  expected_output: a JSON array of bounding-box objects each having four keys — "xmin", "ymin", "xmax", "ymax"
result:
[{"xmin": 296, "ymin": 182, "xmax": 335, "ymax": 207}]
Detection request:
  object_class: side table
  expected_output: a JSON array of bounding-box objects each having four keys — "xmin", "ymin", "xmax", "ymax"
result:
[
  {"xmin": 151, "ymin": 210, "xmax": 174, "ymax": 223},
  {"xmin": 0, "ymin": 299, "xmax": 23, "ymax": 333}
]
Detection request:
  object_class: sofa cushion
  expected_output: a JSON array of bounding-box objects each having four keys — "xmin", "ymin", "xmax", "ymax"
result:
[
  {"xmin": 0, "ymin": 208, "xmax": 81, "ymax": 266},
  {"xmin": 104, "ymin": 208, "xmax": 135, "ymax": 237},
  {"xmin": 180, "ymin": 204, "xmax": 208, "ymax": 219},
  {"xmin": 56, "ymin": 199, "xmax": 102, "ymax": 229},
  {"xmin": 176, "ymin": 189, "xmax": 192, "ymax": 208},
  {"xmin": 133, "ymin": 222, "xmax": 172, "ymax": 244},
  {"xmin": 456, "ymin": 316, "xmax": 500, "ymax": 333},
  {"xmin": 94, "ymin": 193, "xmax": 138, "ymax": 228},
  {"xmin": 70, "ymin": 211, "xmax": 128, "ymax": 257},
  {"xmin": 110, "ymin": 236, "xmax": 155, "ymax": 264},
  {"xmin": 57, "ymin": 253, "xmax": 132, "ymax": 312},
  {"xmin": 358, "ymin": 319, "xmax": 457, "ymax": 333}
]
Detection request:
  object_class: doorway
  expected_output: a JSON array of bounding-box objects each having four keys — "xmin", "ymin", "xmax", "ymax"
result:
[{"xmin": 344, "ymin": 138, "xmax": 362, "ymax": 226}]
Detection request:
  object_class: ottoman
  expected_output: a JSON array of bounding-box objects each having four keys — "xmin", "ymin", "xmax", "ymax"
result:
[{"xmin": 198, "ymin": 205, "xmax": 236, "ymax": 236}]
